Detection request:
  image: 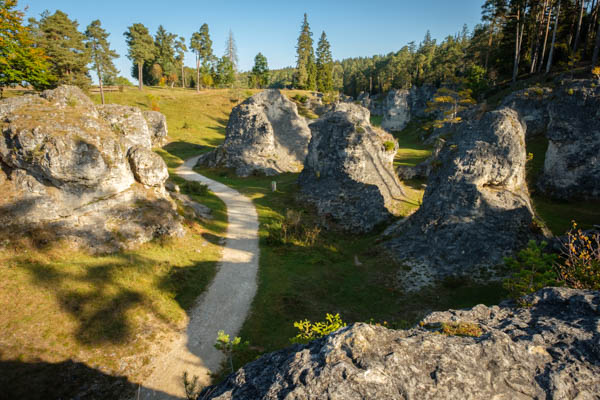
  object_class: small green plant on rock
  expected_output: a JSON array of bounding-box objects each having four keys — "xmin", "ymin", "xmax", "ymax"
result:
[
  {"xmin": 383, "ymin": 141, "xmax": 395, "ymax": 152},
  {"xmin": 557, "ymin": 222, "xmax": 600, "ymax": 290},
  {"xmin": 421, "ymin": 321, "xmax": 483, "ymax": 337},
  {"xmin": 214, "ymin": 330, "xmax": 249, "ymax": 373},
  {"xmin": 290, "ymin": 313, "xmax": 346, "ymax": 344},
  {"xmin": 182, "ymin": 371, "xmax": 203, "ymax": 400},
  {"xmin": 503, "ymin": 240, "xmax": 559, "ymax": 304}
]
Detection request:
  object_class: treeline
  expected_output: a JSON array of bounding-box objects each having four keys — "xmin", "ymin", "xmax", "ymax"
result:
[{"xmin": 336, "ymin": 0, "xmax": 600, "ymax": 97}]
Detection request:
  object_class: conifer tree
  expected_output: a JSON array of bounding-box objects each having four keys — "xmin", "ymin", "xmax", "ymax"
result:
[
  {"xmin": 124, "ymin": 23, "xmax": 155, "ymax": 90},
  {"xmin": 250, "ymin": 52, "xmax": 269, "ymax": 88},
  {"xmin": 85, "ymin": 20, "xmax": 118, "ymax": 104},
  {"xmin": 0, "ymin": 0, "xmax": 53, "ymax": 94},
  {"xmin": 154, "ymin": 25, "xmax": 177, "ymax": 83},
  {"xmin": 294, "ymin": 13, "xmax": 316, "ymax": 89},
  {"xmin": 31, "ymin": 10, "xmax": 90, "ymax": 88},
  {"xmin": 316, "ymin": 31, "xmax": 334, "ymax": 92},
  {"xmin": 216, "ymin": 56, "xmax": 235, "ymax": 87},
  {"xmin": 190, "ymin": 24, "xmax": 214, "ymax": 90},
  {"xmin": 174, "ymin": 36, "xmax": 187, "ymax": 88},
  {"xmin": 224, "ymin": 29, "xmax": 238, "ymax": 72}
]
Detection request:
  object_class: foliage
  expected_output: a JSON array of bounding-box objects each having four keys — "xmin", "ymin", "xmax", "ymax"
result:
[
  {"xmin": 383, "ymin": 141, "xmax": 396, "ymax": 152},
  {"xmin": 249, "ymin": 52, "xmax": 269, "ymax": 88},
  {"xmin": 214, "ymin": 330, "xmax": 249, "ymax": 373},
  {"xmin": 316, "ymin": 31, "xmax": 334, "ymax": 92},
  {"xmin": 503, "ymin": 240, "xmax": 559, "ymax": 303},
  {"xmin": 0, "ymin": 0, "xmax": 53, "ymax": 90},
  {"xmin": 266, "ymin": 209, "xmax": 320, "ymax": 247},
  {"xmin": 84, "ymin": 19, "xmax": 118, "ymax": 100},
  {"xmin": 593, "ymin": 66, "xmax": 600, "ymax": 80},
  {"xmin": 557, "ymin": 222, "xmax": 600, "ymax": 290},
  {"xmin": 290, "ymin": 313, "xmax": 346, "ymax": 344},
  {"xmin": 294, "ymin": 13, "xmax": 316, "ymax": 90},
  {"xmin": 426, "ymin": 87, "xmax": 476, "ymax": 129},
  {"xmin": 29, "ymin": 9, "xmax": 90, "ymax": 88},
  {"xmin": 182, "ymin": 372, "xmax": 203, "ymax": 400},
  {"xmin": 422, "ymin": 321, "xmax": 483, "ymax": 337},
  {"xmin": 124, "ymin": 23, "xmax": 154, "ymax": 88}
]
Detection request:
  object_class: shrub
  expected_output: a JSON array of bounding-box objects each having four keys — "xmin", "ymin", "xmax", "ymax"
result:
[
  {"xmin": 214, "ymin": 330, "xmax": 249, "ymax": 373},
  {"xmin": 383, "ymin": 141, "xmax": 395, "ymax": 152},
  {"xmin": 182, "ymin": 372, "xmax": 203, "ymax": 400},
  {"xmin": 266, "ymin": 209, "xmax": 321, "ymax": 247},
  {"xmin": 421, "ymin": 321, "xmax": 483, "ymax": 337},
  {"xmin": 290, "ymin": 313, "xmax": 346, "ymax": 344},
  {"xmin": 180, "ymin": 180, "xmax": 208, "ymax": 196},
  {"xmin": 292, "ymin": 94, "xmax": 308, "ymax": 103},
  {"xmin": 557, "ymin": 223, "xmax": 600, "ymax": 290},
  {"xmin": 592, "ymin": 66, "xmax": 600, "ymax": 80},
  {"xmin": 503, "ymin": 240, "xmax": 559, "ymax": 303}
]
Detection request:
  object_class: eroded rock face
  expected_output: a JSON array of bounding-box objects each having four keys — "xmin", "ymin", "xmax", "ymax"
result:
[
  {"xmin": 298, "ymin": 103, "xmax": 405, "ymax": 233},
  {"xmin": 201, "ymin": 287, "xmax": 600, "ymax": 400},
  {"xmin": 197, "ymin": 89, "xmax": 311, "ymax": 177},
  {"xmin": 538, "ymin": 80, "xmax": 600, "ymax": 200},
  {"xmin": 500, "ymin": 86, "xmax": 553, "ymax": 138},
  {"xmin": 381, "ymin": 86, "xmax": 435, "ymax": 132},
  {"xmin": 384, "ymin": 108, "xmax": 540, "ymax": 289},
  {"xmin": 0, "ymin": 85, "xmax": 182, "ymax": 252},
  {"xmin": 143, "ymin": 110, "xmax": 168, "ymax": 147}
]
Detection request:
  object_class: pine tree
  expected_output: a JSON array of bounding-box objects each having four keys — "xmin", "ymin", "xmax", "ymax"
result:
[
  {"xmin": 124, "ymin": 23, "xmax": 155, "ymax": 90},
  {"xmin": 154, "ymin": 25, "xmax": 177, "ymax": 82},
  {"xmin": 224, "ymin": 29, "xmax": 238, "ymax": 72},
  {"xmin": 316, "ymin": 31, "xmax": 334, "ymax": 92},
  {"xmin": 294, "ymin": 13, "xmax": 316, "ymax": 89},
  {"xmin": 85, "ymin": 20, "xmax": 118, "ymax": 104},
  {"xmin": 174, "ymin": 36, "xmax": 187, "ymax": 88},
  {"xmin": 31, "ymin": 10, "xmax": 90, "ymax": 88},
  {"xmin": 0, "ymin": 0, "xmax": 53, "ymax": 94},
  {"xmin": 250, "ymin": 52, "xmax": 269, "ymax": 88},
  {"xmin": 190, "ymin": 24, "xmax": 214, "ymax": 91},
  {"xmin": 216, "ymin": 56, "xmax": 235, "ymax": 87}
]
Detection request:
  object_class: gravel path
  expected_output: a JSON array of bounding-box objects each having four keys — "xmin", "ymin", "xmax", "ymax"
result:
[{"xmin": 141, "ymin": 156, "xmax": 259, "ymax": 399}]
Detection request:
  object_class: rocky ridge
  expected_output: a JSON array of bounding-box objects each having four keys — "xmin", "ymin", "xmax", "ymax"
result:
[
  {"xmin": 201, "ymin": 287, "xmax": 600, "ymax": 400},
  {"xmin": 298, "ymin": 103, "xmax": 405, "ymax": 233},
  {"xmin": 197, "ymin": 89, "xmax": 311, "ymax": 177},
  {"xmin": 0, "ymin": 85, "xmax": 183, "ymax": 252}
]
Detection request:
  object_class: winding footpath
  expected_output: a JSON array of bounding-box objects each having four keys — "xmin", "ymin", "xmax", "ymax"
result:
[{"xmin": 141, "ymin": 156, "xmax": 259, "ymax": 399}]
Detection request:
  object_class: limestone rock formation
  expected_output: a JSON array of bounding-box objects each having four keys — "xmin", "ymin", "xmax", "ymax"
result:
[
  {"xmin": 201, "ymin": 287, "xmax": 600, "ymax": 400},
  {"xmin": 0, "ymin": 85, "xmax": 183, "ymax": 252},
  {"xmin": 298, "ymin": 103, "xmax": 405, "ymax": 233},
  {"xmin": 384, "ymin": 108, "xmax": 540, "ymax": 289},
  {"xmin": 143, "ymin": 110, "xmax": 169, "ymax": 147},
  {"xmin": 538, "ymin": 80, "xmax": 600, "ymax": 200},
  {"xmin": 197, "ymin": 89, "xmax": 311, "ymax": 177},
  {"xmin": 381, "ymin": 86, "xmax": 435, "ymax": 132},
  {"xmin": 500, "ymin": 86, "xmax": 553, "ymax": 138}
]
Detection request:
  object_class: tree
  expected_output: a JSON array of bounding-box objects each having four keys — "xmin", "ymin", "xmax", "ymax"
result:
[
  {"xmin": 426, "ymin": 87, "xmax": 476, "ymax": 129},
  {"xmin": 124, "ymin": 23, "xmax": 155, "ymax": 90},
  {"xmin": 84, "ymin": 20, "xmax": 118, "ymax": 104},
  {"xmin": 294, "ymin": 13, "xmax": 316, "ymax": 89},
  {"xmin": 0, "ymin": 0, "xmax": 53, "ymax": 94},
  {"xmin": 174, "ymin": 36, "xmax": 187, "ymax": 88},
  {"xmin": 31, "ymin": 10, "xmax": 90, "ymax": 88},
  {"xmin": 154, "ymin": 25, "xmax": 177, "ymax": 82},
  {"xmin": 249, "ymin": 52, "xmax": 269, "ymax": 88},
  {"xmin": 224, "ymin": 29, "xmax": 238, "ymax": 72},
  {"xmin": 190, "ymin": 23, "xmax": 214, "ymax": 91},
  {"xmin": 216, "ymin": 56, "xmax": 235, "ymax": 87},
  {"xmin": 316, "ymin": 31, "xmax": 333, "ymax": 92}
]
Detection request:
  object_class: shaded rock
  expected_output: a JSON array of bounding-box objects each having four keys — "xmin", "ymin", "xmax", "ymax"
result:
[
  {"xmin": 381, "ymin": 89, "xmax": 411, "ymax": 131},
  {"xmin": 97, "ymin": 104, "xmax": 153, "ymax": 150},
  {"xmin": 170, "ymin": 192, "xmax": 213, "ymax": 220},
  {"xmin": 538, "ymin": 80, "xmax": 600, "ymax": 200},
  {"xmin": 298, "ymin": 103, "xmax": 405, "ymax": 233},
  {"xmin": 500, "ymin": 86, "xmax": 553, "ymax": 138},
  {"xmin": 128, "ymin": 146, "xmax": 169, "ymax": 187},
  {"xmin": 384, "ymin": 108, "xmax": 540, "ymax": 290},
  {"xmin": 0, "ymin": 85, "xmax": 181, "ymax": 252},
  {"xmin": 201, "ymin": 287, "xmax": 600, "ymax": 400},
  {"xmin": 197, "ymin": 89, "xmax": 311, "ymax": 177},
  {"xmin": 143, "ymin": 110, "xmax": 168, "ymax": 147}
]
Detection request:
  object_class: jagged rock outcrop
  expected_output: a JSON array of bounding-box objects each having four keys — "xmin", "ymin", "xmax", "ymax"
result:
[
  {"xmin": 201, "ymin": 287, "xmax": 600, "ymax": 400},
  {"xmin": 538, "ymin": 80, "xmax": 600, "ymax": 200},
  {"xmin": 197, "ymin": 89, "xmax": 311, "ymax": 177},
  {"xmin": 500, "ymin": 86, "xmax": 553, "ymax": 138},
  {"xmin": 143, "ymin": 110, "xmax": 168, "ymax": 147},
  {"xmin": 298, "ymin": 103, "xmax": 405, "ymax": 233},
  {"xmin": 381, "ymin": 86, "xmax": 435, "ymax": 132},
  {"xmin": 0, "ymin": 85, "xmax": 183, "ymax": 252},
  {"xmin": 384, "ymin": 108, "xmax": 540, "ymax": 289}
]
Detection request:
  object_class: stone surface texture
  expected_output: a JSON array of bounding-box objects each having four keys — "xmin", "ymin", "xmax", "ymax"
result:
[
  {"xmin": 381, "ymin": 86, "xmax": 435, "ymax": 132},
  {"xmin": 0, "ymin": 85, "xmax": 182, "ymax": 252},
  {"xmin": 143, "ymin": 110, "xmax": 169, "ymax": 147},
  {"xmin": 298, "ymin": 103, "xmax": 405, "ymax": 233},
  {"xmin": 197, "ymin": 89, "xmax": 311, "ymax": 177},
  {"xmin": 201, "ymin": 287, "xmax": 600, "ymax": 400},
  {"xmin": 384, "ymin": 108, "xmax": 540, "ymax": 289}
]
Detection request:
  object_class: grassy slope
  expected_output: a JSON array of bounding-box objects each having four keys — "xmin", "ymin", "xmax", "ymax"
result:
[{"xmin": 0, "ymin": 87, "xmax": 228, "ymax": 397}]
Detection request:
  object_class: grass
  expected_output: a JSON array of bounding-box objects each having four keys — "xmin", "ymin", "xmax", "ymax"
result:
[{"xmin": 392, "ymin": 119, "xmax": 433, "ymax": 167}]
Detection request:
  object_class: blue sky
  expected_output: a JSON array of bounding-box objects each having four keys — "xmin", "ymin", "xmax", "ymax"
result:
[{"xmin": 21, "ymin": 0, "xmax": 485, "ymax": 83}]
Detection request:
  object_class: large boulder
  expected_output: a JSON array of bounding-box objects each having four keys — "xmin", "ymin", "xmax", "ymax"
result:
[
  {"xmin": 384, "ymin": 108, "xmax": 541, "ymax": 289},
  {"xmin": 500, "ymin": 86, "xmax": 553, "ymax": 138},
  {"xmin": 381, "ymin": 89, "xmax": 411, "ymax": 131},
  {"xmin": 298, "ymin": 103, "xmax": 405, "ymax": 233},
  {"xmin": 201, "ymin": 287, "xmax": 600, "ymax": 400},
  {"xmin": 143, "ymin": 110, "xmax": 168, "ymax": 147},
  {"xmin": 0, "ymin": 85, "xmax": 182, "ymax": 252},
  {"xmin": 538, "ymin": 80, "xmax": 600, "ymax": 200},
  {"xmin": 197, "ymin": 89, "xmax": 311, "ymax": 177}
]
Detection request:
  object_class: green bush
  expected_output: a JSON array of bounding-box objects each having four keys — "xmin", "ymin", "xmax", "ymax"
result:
[
  {"xmin": 503, "ymin": 240, "xmax": 559, "ymax": 303},
  {"xmin": 557, "ymin": 223, "xmax": 600, "ymax": 290},
  {"xmin": 266, "ymin": 209, "xmax": 320, "ymax": 247},
  {"xmin": 290, "ymin": 313, "xmax": 346, "ymax": 344},
  {"xmin": 383, "ymin": 141, "xmax": 395, "ymax": 152},
  {"xmin": 214, "ymin": 330, "xmax": 249, "ymax": 373},
  {"xmin": 180, "ymin": 180, "xmax": 208, "ymax": 196}
]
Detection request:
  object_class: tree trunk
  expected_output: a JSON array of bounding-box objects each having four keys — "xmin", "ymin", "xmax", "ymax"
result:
[
  {"xmin": 547, "ymin": 0, "xmax": 562, "ymax": 73},
  {"xmin": 538, "ymin": 4, "xmax": 553, "ymax": 73},
  {"xmin": 584, "ymin": 0, "xmax": 598, "ymax": 54},
  {"xmin": 138, "ymin": 62, "xmax": 143, "ymax": 90},
  {"xmin": 513, "ymin": 8, "xmax": 522, "ymax": 84},
  {"xmin": 97, "ymin": 66, "xmax": 105, "ymax": 105},
  {"xmin": 196, "ymin": 55, "xmax": 200, "ymax": 93},
  {"xmin": 593, "ymin": 8, "xmax": 600, "ymax": 66},
  {"xmin": 485, "ymin": 23, "xmax": 494, "ymax": 71},
  {"xmin": 181, "ymin": 64, "xmax": 185, "ymax": 88},
  {"xmin": 573, "ymin": 0, "xmax": 586, "ymax": 52},
  {"xmin": 531, "ymin": 0, "xmax": 549, "ymax": 73}
]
